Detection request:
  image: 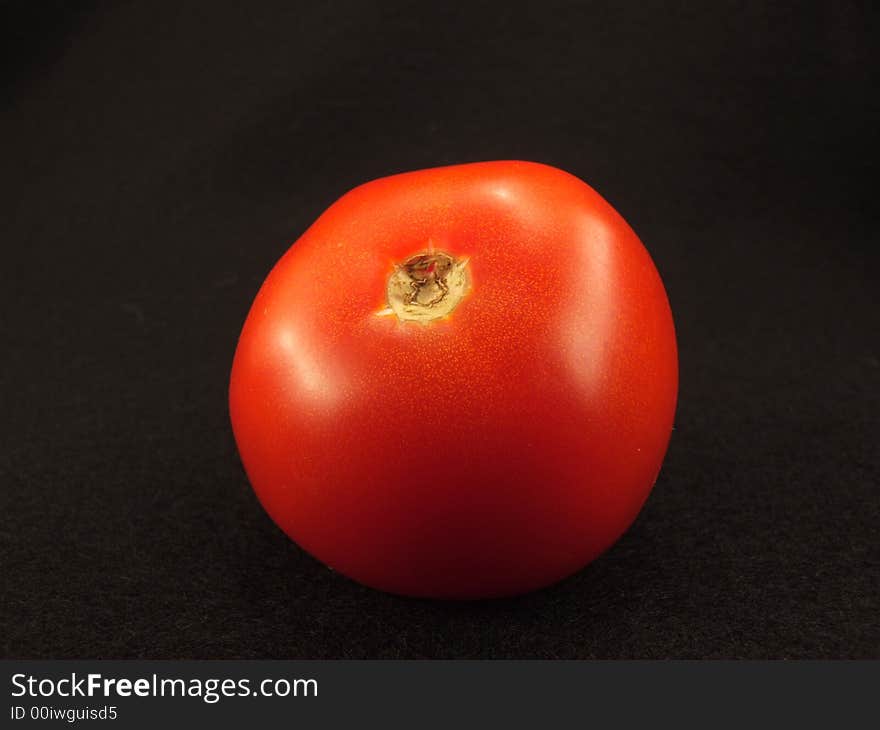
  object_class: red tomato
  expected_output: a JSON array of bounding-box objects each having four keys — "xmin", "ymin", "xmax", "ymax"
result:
[{"xmin": 230, "ymin": 161, "xmax": 677, "ymax": 599}]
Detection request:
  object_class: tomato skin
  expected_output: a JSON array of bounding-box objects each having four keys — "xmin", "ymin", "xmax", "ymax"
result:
[{"xmin": 230, "ymin": 161, "xmax": 677, "ymax": 599}]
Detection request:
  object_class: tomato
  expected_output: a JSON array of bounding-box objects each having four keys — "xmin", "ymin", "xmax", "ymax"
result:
[{"xmin": 229, "ymin": 161, "xmax": 677, "ymax": 599}]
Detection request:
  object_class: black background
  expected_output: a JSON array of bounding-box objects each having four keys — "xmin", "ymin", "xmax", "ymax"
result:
[{"xmin": 2, "ymin": 1, "xmax": 877, "ymax": 659}]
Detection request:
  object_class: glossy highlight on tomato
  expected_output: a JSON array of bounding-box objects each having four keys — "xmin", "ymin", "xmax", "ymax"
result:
[{"xmin": 230, "ymin": 161, "xmax": 678, "ymax": 599}]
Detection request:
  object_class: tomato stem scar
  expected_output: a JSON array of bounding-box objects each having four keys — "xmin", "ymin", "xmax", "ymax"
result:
[{"xmin": 382, "ymin": 250, "xmax": 470, "ymax": 323}]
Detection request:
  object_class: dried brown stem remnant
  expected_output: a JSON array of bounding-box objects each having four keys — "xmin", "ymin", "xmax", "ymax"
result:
[{"xmin": 385, "ymin": 251, "xmax": 470, "ymax": 323}]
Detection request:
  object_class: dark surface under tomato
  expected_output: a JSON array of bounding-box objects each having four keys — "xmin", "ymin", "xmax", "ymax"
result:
[{"xmin": 2, "ymin": 1, "xmax": 877, "ymax": 657}]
